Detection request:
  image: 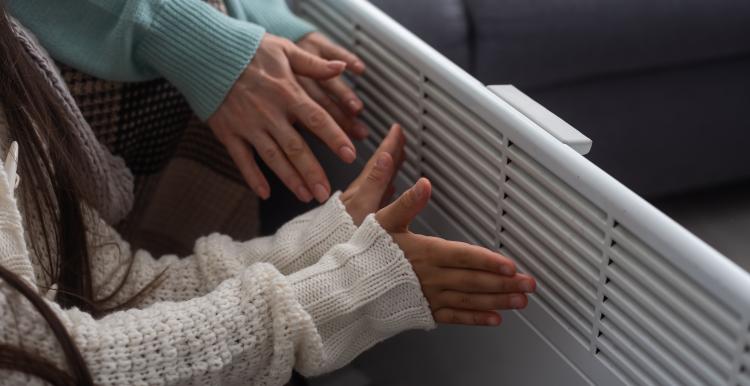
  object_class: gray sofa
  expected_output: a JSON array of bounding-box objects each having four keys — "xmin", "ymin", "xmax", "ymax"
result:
[{"xmin": 370, "ymin": 0, "xmax": 750, "ymax": 198}]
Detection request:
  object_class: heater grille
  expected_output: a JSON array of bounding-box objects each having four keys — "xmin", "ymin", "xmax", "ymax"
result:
[
  {"xmin": 298, "ymin": 1, "xmax": 750, "ymax": 385},
  {"xmin": 597, "ymin": 224, "xmax": 739, "ymax": 385}
]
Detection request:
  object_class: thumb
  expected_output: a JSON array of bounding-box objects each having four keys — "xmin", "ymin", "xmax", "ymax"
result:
[
  {"xmin": 360, "ymin": 152, "xmax": 395, "ymax": 205},
  {"xmin": 376, "ymin": 178, "xmax": 431, "ymax": 233},
  {"xmin": 287, "ymin": 45, "xmax": 346, "ymax": 79}
]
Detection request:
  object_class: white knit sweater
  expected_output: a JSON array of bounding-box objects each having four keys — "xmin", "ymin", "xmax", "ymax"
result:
[{"xmin": 0, "ymin": 119, "xmax": 435, "ymax": 385}]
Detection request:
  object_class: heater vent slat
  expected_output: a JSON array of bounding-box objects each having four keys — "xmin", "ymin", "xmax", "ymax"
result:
[
  {"xmin": 357, "ymin": 76, "xmax": 419, "ymax": 129},
  {"xmin": 602, "ymin": 277, "xmax": 729, "ymax": 384},
  {"xmin": 423, "ymin": 81, "xmax": 503, "ymax": 145},
  {"xmin": 355, "ymin": 48, "xmax": 422, "ymax": 103},
  {"xmin": 611, "ymin": 226, "xmax": 739, "ymax": 333},
  {"xmin": 421, "ymin": 128, "xmax": 498, "ymax": 203},
  {"xmin": 355, "ymin": 33, "xmax": 421, "ymax": 84},
  {"xmin": 422, "ymin": 102, "xmax": 502, "ymax": 169},
  {"xmin": 596, "ymin": 224, "xmax": 740, "ymax": 385},
  {"xmin": 421, "ymin": 156, "xmax": 496, "ymax": 220},
  {"xmin": 299, "ymin": 2, "xmax": 352, "ymax": 44},
  {"xmin": 600, "ymin": 301, "xmax": 714, "ymax": 386},
  {"xmin": 500, "ymin": 232, "xmax": 591, "ymax": 345},
  {"xmin": 740, "ymin": 369, "xmax": 750, "ymax": 386},
  {"xmin": 597, "ymin": 321, "xmax": 678, "ymax": 385},
  {"xmin": 503, "ymin": 198, "xmax": 598, "ymax": 301},
  {"xmin": 502, "ymin": 214, "xmax": 597, "ymax": 316},
  {"xmin": 606, "ymin": 247, "xmax": 736, "ymax": 355},
  {"xmin": 505, "ymin": 163, "xmax": 605, "ymax": 256},
  {"xmin": 504, "ymin": 181, "xmax": 600, "ymax": 277},
  {"xmin": 507, "ymin": 145, "xmax": 607, "ymax": 226},
  {"xmin": 421, "ymin": 160, "xmax": 496, "ymax": 238},
  {"xmin": 596, "ymin": 336, "xmax": 651, "ymax": 386}
]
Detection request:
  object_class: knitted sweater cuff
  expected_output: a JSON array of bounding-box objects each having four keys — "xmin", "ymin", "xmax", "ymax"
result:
[
  {"xmin": 289, "ymin": 214, "xmax": 436, "ymax": 375},
  {"xmin": 257, "ymin": 191, "xmax": 358, "ymax": 274},
  {"xmin": 239, "ymin": 0, "xmax": 316, "ymax": 41},
  {"xmin": 138, "ymin": 0, "xmax": 265, "ymax": 120}
]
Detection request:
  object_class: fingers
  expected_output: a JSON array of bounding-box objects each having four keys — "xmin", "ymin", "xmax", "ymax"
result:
[
  {"xmin": 432, "ymin": 270, "xmax": 536, "ymax": 294},
  {"xmin": 434, "ymin": 241, "xmax": 517, "ymax": 276},
  {"xmin": 361, "ymin": 152, "xmax": 395, "ymax": 202},
  {"xmin": 291, "ymin": 95, "xmax": 357, "ymax": 164},
  {"xmin": 268, "ymin": 122, "xmax": 332, "ymax": 203},
  {"xmin": 224, "ymin": 138, "xmax": 270, "ymax": 199},
  {"xmin": 433, "ymin": 291, "xmax": 528, "ymax": 311},
  {"xmin": 286, "ymin": 44, "xmax": 346, "ymax": 79},
  {"xmin": 321, "ymin": 77, "xmax": 364, "ymax": 114},
  {"xmin": 433, "ymin": 309, "xmax": 502, "ymax": 326},
  {"xmin": 297, "ymin": 76, "xmax": 357, "ymax": 136},
  {"xmin": 377, "ymin": 124, "xmax": 405, "ymax": 160},
  {"xmin": 376, "ymin": 177, "xmax": 431, "ymax": 232},
  {"xmin": 359, "ymin": 124, "xmax": 404, "ymax": 173},
  {"xmin": 250, "ymin": 131, "xmax": 316, "ymax": 203},
  {"xmin": 318, "ymin": 38, "xmax": 366, "ymax": 74}
]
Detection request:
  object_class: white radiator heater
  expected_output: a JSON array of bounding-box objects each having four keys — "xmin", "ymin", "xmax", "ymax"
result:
[{"xmin": 295, "ymin": 1, "xmax": 750, "ymax": 385}]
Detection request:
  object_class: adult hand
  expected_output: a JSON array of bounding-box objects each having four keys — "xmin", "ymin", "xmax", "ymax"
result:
[
  {"xmin": 208, "ymin": 33, "xmax": 356, "ymax": 203},
  {"xmin": 340, "ymin": 124, "xmax": 405, "ymax": 225},
  {"xmin": 297, "ymin": 32, "xmax": 368, "ymax": 140},
  {"xmin": 376, "ymin": 178, "xmax": 537, "ymax": 326}
]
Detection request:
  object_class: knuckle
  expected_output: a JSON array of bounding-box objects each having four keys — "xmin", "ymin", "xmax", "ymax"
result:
[
  {"xmin": 445, "ymin": 310, "xmax": 460, "ymax": 325},
  {"xmin": 306, "ymin": 108, "xmax": 328, "ymax": 130},
  {"xmin": 261, "ymin": 145, "xmax": 280, "ymax": 161},
  {"xmin": 284, "ymin": 137, "xmax": 306, "ymax": 157},
  {"xmin": 366, "ymin": 166, "xmax": 385, "ymax": 184},
  {"xmin": 279, "ymin": 82, "xmax": 301, "ymax": 102},
  {"xmin": 319, "ymin": 95, "xmax": 337, "ymax": 110}
]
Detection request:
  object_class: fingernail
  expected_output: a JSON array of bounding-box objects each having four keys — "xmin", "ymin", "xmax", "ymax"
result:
[
  {"xmin": 296, "ymin": 186, "xmax": 313, "ymax": 203},
  {"xmin": 521, "ymin": 280, "xmax": 535, "ymax": 293},
  {"xmin": 328, "ymin": 60, "xmax": 347, "ymax": 71},
  {"xmin": 354, "ymin": 122, "xmax": 369, "ymax": 138},
  {"xmin": 348, "ymin": 99, "xmax": 362, "ymax": 113},
  {"xmin": 414, "ymin": 178, "xmax": 429, "ymax": 199},
  {"xmin": 313, "ymin": 184, "xmax": 330, "ymax": 203},
  {"xmin": 339, "ymin": 146, "xmax": 356, "ymax": 163},
  {"xmin": 376, "ymin": 153, "xmax": 389, "ymax": 169},
  {"xmin": 353, "ymin": 61, "xmax": 366, "ymax": 73},
  {"xmin": 511, "ymin": 295, "xmax": 526, "ymax": 308},
  {"xmin": 255, "ymin": 185, "xmax": 269, "ymax": 199},
  {"xmin": 488, "ymin": 315, "xmax": 501, "ymax": 326},
  {"xmin": 500, "ymin": 265, "xmax": 515, "ymax": 276}
]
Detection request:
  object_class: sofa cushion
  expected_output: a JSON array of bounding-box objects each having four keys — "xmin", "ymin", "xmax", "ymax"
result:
[
  {"xmin": 370, "ymin": 0, "xmax": 471, "ymax": 70},
  {"xmin": 466, "ymin": 0, "xmax": 750, "ymax": 87}
]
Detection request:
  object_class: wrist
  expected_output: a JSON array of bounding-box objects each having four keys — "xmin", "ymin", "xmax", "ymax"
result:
[
  {"xmin": 239, "ymin": 0, "xmax": 316, "ymax": 42},
  {"xmin": 138, "ymin": 0, "xmax": 265, "ymax": 120}
]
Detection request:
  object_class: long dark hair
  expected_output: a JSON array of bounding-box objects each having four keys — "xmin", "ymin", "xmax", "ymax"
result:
[{"xmin": 0, "ymin": 5, "xmax": 160, "ymax": 385}]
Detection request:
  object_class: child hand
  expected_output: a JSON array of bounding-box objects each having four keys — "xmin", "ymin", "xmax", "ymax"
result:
[
  {"xmin": 376, "ymin": 178, "xmax": 536, "ymax": 326},
  {"xmin": 341, "ymin": 124, "xmax": 406, "ymax": 225}
]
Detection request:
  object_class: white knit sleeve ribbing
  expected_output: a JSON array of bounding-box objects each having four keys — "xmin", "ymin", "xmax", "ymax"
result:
[{"xmin": 88, "ymin": 192, "xmax": 357, "ymax": 308}]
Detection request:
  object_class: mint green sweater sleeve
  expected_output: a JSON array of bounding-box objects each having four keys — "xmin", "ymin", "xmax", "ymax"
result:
[
  {"xmin": 7, "ymin": 0, "xmax": 266, "ymax": 120},
  {"xmin": 232, "ymin": 0, "xmax": 316, "ymax": 41}
]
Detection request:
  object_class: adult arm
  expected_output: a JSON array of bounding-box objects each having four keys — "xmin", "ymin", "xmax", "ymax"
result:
[{"xmin": 7, "ymin": 0, "xmax": 265, "ymax": 120}]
